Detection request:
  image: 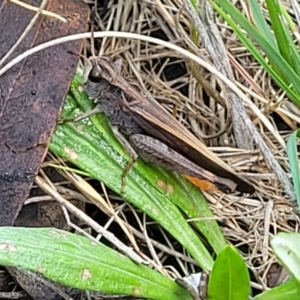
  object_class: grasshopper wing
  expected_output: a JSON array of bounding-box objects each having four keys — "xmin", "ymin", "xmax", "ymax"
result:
[
  {"xmin": 129, "ymin": 93, "xmax": 254, "ymax": 194},
  {"xmin": 93, "ymin": 57, "xmax": 254, "ymax": 194}
]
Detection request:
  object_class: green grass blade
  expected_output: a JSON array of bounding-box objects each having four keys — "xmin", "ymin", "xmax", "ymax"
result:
[
  {"xmin": 212, "ymin": 0, "xmax": 300, "ymax": 106},
  {"xmin": 287, "ymin": 129, "xmax": 300, "ymax": 208},
  {"xmin": 266, "ymin": 0, "xmax": 300, "ymax": 75},
  {"xmin": 249, "ymin": 0, "xmax": 277, "ymax": 49},
  {"xmin": 266, "ymin": 0, "xmax": 293, "ymax": 67}
]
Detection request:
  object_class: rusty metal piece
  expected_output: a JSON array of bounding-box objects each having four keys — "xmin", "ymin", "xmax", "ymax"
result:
[{"xmin": 0, "ymin": 0, "xmax": 89, "ymax": 226}]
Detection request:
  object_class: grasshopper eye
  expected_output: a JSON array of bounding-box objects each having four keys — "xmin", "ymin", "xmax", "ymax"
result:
[{"xmin": 88, "ymin": 65, "xmax": 102, "ymax": 82}]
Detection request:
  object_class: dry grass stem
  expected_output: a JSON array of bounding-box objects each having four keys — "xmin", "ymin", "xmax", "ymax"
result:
[
  {"xmin": 78, "ymin": 0, "xmax": 299, "ymax": 290},
  {"xmin": 4, "ymin": 0, "xmax": 300, "ymax": 294},
  {"xmin": 9, "ymin": 0, "xmax": 66, "ymax": 22}
]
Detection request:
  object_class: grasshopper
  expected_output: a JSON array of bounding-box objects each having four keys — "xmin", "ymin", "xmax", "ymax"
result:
[{"xmin": 81, "ymin": 56, "xmax": 254, "ymax": 194}]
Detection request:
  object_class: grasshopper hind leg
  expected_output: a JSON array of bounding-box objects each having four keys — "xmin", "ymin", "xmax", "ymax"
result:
[{"xmin": 129, "ymin": 134, "xmax": 236, "ymax": 193}]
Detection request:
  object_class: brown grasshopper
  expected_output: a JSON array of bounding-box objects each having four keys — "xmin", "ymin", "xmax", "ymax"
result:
[{"xmin": 81, "ymin": 56, "xmax": 254, "ymax": 194}]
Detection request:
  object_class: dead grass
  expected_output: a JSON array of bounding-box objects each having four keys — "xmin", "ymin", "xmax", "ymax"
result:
[{"xmin": 30, "ymin": 0, "xmax": 300, "ymax": 295}]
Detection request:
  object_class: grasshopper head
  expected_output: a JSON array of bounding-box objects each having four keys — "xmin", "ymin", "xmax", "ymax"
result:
[
  {"xmin": 84, "ymin": 63, "xmax": 110, "ymax": 99},
  {"xmin": 88, "ymin": 63, "xmax": 102, "ymax": 82}
]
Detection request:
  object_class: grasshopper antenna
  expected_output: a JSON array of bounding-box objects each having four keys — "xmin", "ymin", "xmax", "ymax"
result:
[
  {"xmin": 75, "ymin": 6, "xmax": 98, "ymax": 84},
  {"xmin": 90, "ymin": 6, "xmax": 96, "ymax": 58}
]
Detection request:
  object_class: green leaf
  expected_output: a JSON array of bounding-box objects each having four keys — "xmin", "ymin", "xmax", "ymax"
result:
[
  {"xmin": 211, "ymin": 0, "xmax": 300, "ymax": 106},
  {"xmin": 254, "ymin": 278, "xmax": 299, "ymax": 300},
  {"xmin": 266, "ymin": 0, "xmax": 291, "ymax": 66},
  {"xmin": 207, "ymin": 245, "xmax": 250, "ymax": 300},
  {"xmin": 287, "ymin": 130, "xmax": 300, "ymax": 208},
  {"xmin": 249, "ymin": 0, "xmax": 277, "ymax": 50},
  {"xmin": 0, "ymin": 227, "xmax": 193, "ymax": 300},
  {"xmin": 50, "ymin": 74, "xmax": 227, "ymax": 270},
  {"xmin": 271, "ymin": 233, "xmax": 300, "ymax": 284},
  {"xmin": 266, "ymin": 0, "xmax": 300, "ymax": 75}
]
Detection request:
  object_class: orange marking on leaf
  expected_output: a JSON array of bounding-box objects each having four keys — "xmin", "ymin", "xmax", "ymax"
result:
[{"xmin": 184, "ymin": 175, "xmax": 218, "ymax": 192}]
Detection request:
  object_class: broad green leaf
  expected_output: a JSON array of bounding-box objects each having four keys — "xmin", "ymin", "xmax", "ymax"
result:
[
  {"xmin": 50, "ymin": 74, "xmax": 227, "ymax": 270},
  {"xmin": 254, "ymin": 278, "xmax": 299, "ymax": 300},
  {"xmin": 0, "ymin": 227, "xmax": 192, "ymax": 300},
  {"xmin": 207, "ymin": 245, "xmax": 250, "ymax": 300},
  {"xmin": 271, "ymin": 233, "xmax": 300, "ymax": 284},
  {"xmin": 287, "ymin": 130, "xmax": 300, "ymax": 208}
]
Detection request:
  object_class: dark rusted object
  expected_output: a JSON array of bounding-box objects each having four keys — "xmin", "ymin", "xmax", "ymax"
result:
[
  {"xmin": 0, "ymin": 0, "xmax": 89, "ymax": 226},
  {"xmin": 7, "ymin": 267, "xmax": 77, "ymax": 300},
  {"xmin": 85, "ymin": 58, "xmax": 254, "ymax": 194}
]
